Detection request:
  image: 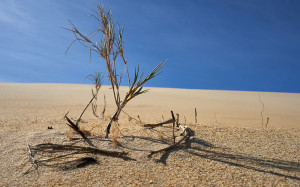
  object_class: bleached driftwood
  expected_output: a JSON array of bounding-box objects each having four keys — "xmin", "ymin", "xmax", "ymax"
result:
[{"xmin": 179, "ymin": 124, "xmax": 189, "ymax": 136}]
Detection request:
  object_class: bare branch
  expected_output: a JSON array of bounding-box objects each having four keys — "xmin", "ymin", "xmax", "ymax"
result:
[
  {"xmin": 33, "ymin": 143, "xmax": 128, "ymax": 157},
  {"xmin": 64, "ymin": 114, "xmax": 87, "ymax": 139},
  {"xmin": 171, "ymin": 111, "xmax": 176, "ymax": 145},
  {"xmin": 92, "ymin": 95, "xmax": 106, "ymax": 120},
  {"xmin": 143, "ymin": 119, "xmax": 174, "ymax": 129},
  {"xmin": 76, "ymin": 93, "xmax": 98, "ymax": 126},
  {"xmin": 194, "ymin": 108, "xmax": 198, "ymax": 125},
  {"xmin": 258, "ymin": 94, "xmax": 265, "ymax": 127},
  {"xmin": 122, "ymin": 110, "xmax": 140, "ymax": 122}
]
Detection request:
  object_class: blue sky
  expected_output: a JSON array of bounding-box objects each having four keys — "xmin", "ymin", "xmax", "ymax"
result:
[{"xmin": 1, "ymin": 0, "xmax": 300, "ymax": 93}]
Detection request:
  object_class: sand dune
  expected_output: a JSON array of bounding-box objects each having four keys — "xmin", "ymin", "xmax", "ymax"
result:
[
  {"xmin": 0, "ymin": 83, "xmax": 299, "ymax": 186},
  {"xmin": 1, "ymin": 83, "xmax": 299, "ymax": 128}
]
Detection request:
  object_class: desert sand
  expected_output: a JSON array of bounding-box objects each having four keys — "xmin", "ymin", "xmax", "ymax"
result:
[{"xmin": 0, "ymin": 83, "xmax": 299, "ymax": 186}]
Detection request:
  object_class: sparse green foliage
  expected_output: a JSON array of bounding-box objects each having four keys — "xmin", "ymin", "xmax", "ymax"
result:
[{"xmin": 64, "ymin": 3, "xmax": 166, "ymax": 137}]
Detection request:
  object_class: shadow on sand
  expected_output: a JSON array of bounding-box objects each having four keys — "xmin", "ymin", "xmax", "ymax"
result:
[{"xmin": 153, "ymin": 131, "xmax": 300, "ymax": 181}]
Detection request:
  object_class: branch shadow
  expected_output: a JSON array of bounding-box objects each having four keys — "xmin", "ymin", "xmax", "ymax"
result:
[
  {"xmin": 153, "ymin": 137, "xmax": 300, "ymax": 181},
  {"xmin": 119, "ymin": 136, "xmax": 170, "ymax": 152}
]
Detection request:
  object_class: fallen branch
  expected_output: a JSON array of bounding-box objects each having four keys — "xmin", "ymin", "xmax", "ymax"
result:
[
  {"xmin": 25, "ymin": 142, "xmax": 128, "ymax": 173},
  {"xmin": 33, "ymin": 143, "xmax": 128, "ymax": 157},
  {"xmin": 143, "ymin": 119, "xmax": 174, "ymax": 128}
]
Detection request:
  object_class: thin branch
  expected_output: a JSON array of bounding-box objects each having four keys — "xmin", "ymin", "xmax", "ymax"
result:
[
  {"xmin": 92, "ymin": 94, "xmax": 106, "ymax": 120},
  {"xmin": 114, "ymin": 122, "xmax": 125, "ymax": 137},
  {"xmin": 258, "ymin": 94, "xmax": 265, "ymax": 127},
  {"xmin": 265, "ymin": 117, "xmax": 269, "ymax": 128},
  {"xmin": 76, "ymin": 92, "xmax": 98, "ymax": 126},
  {"xmin": 105, "ymin": 108, "xmax": 120, "ymax": 138},
  {"xmin": 143, "ymin": 119, "xmax": 174, "ymax": 128},
  {"xmin": 176, "ymin": 114, "xmax": 179, "ymax": 127},
  {"xmin": 122, "ymin": 110, "xmax": 140, "ymax": 122},
  {"xmin": 34, "ymin": 143, "xmax": 128, "ymax": 157},
  {"xmin": 194, "ymin": 108, "xmax": 198, "ymax": 125},
  {"xmin": 64, "ymin": 114, "xmax": 87, "ymax": 139},
  {"xmin": 101, "ymin": 95, "xmax": 106, "ymax": 119},
  {"xmin": 171, "ymin": 111, "xmax": 176, "ymax": 145}
]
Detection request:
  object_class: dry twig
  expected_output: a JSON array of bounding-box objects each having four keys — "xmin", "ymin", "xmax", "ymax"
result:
[
  {"xmin": 171, "ymin": 111, "xmax": 176, "ymax": 145},
  {"xmin": 143, "ymin": 119, "xmax": 174, "ymax": 128},
  {"xmin": 195, "ymin": 108, "xmax": 198, "ymax": 125},
  {"xmin": 24, "ymin": 142, "xmax": 128, "ymax": 173},
  {"xmin": 122, "ymin": 110, "xmax": 140, "ymax": 122},
  {"xmin": 33, "ymin": 143, "xmax": 128, "ymax": 157},
  {"xmin": 64, "ymin": 114, "xmax": 87, "ymax": 139},
  {"xmin": 92, "ymin": 95, "xmax": 106, "ymax": 120},
  {"xmin": 258, "ymin": 94, "xmax": 265, "ymax": 127}
]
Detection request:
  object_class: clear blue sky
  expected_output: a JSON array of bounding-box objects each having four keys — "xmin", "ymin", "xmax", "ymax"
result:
[{"xmin": 1, "ymin": 0, "xmax": 300, "ymax": 93}]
